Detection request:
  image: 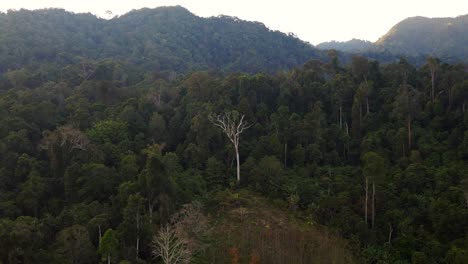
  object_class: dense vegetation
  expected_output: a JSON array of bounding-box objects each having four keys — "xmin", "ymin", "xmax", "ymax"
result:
[
  {"xmin": 375, "ymin": 15, "xmax": 468, "ymax": 62},
  {"xmin": 317, "ymin": 39, "xmax": 373, "ymax": 53},
  {"xmin": 0, "ymin": 6, "xmax": 467, "ymax": 264},
  {"xmin": 0, "ymin": 7, "xmax": 324, "ymax": 74},
  {"xmin": 0, "ymin": 46, "xmax": 467, "ymax": 263},
  {"xmin": 317, "ymin": 14, "xmax": 468, "ymax": 65}
]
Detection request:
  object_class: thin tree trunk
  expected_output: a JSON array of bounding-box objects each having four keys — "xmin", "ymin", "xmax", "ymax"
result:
[
  {"xmin": 407, "ymin": 117, "xmax": 412, "ymax": 150},
  {"xmin": 388, "ymin": 223, "xmax": 393, "ymax": 244},
  {"xmin": 447, "ymin": 87, "xmax": 452, "ymax": 112},
  {"xmin": 339, "ymin": 104, "xmax": 342, "ymax": 129},
  {"xmin": 431, "ymin": 69, "xmax": 435, "ymax": 103},
  {"xmin": 359, "ymin": 103, "xmax": 362, "ymax": 125},
  {"xmin": 366, "ymin": 97, "xmax": 370, "ymax": 115},
  {"xmin": 372, "ymin": 181, "xmax": 375, "ymax": 229},
  {"xmin": 107, "ymin": 253, "xmax": 110, "ymax": 264},
  {"xmin": 345, "ymin": 121, "xmax": 349, "ymax": 160},
  {"xmin": 284, "ymin": 143, "xmax": 287, "ymax": 168},
  {"xmin": 235, "ymin": 145, "xmax": 240, "ymax": 184},
  {"xmin": 148, "ymin": 201, "xmax": 153, "ymax": 225},
  {"xmin": 365, "ymin": 177, "xmax": 368, "ymax": 225},
  {"xmin": 98, "ymin": 225, "xmax": 102, "ymax": 242},
  {"xmin": 136, "ymin": 204, "xmax": 140, "ymax": 260}
]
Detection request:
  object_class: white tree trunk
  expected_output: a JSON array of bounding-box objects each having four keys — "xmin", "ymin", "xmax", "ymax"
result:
[
  {"xmin": 365, "ymin": 177, "xmax": 368, "ymax": 225},
  {"xmin": 209, "ymin": 112, "xmax": 251, "ymax": 185}
]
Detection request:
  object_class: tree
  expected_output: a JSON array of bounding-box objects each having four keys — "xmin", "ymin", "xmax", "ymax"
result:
[
  {"xmin": 152, "ymin": 225, "xmax": 190, "ymax": 264},
  {"xmin": 139, "ymin": 145, "xmax": 172, "ymax": 224},
  {"xmin": 119, "ymin": 193, "xmax": 146, "ymax": 261},
  {"xmin": 41, "ymin": 125, "xmax": 89, "ymax": 178},
  {"xmin": 169, "ymin": 201, "xmax": 211, "ymax": 256},
  {"xmin": 151, "ymin": 202, "xmax": 210, "ymax": 264},
  {"xmin": 393, "ymin": 84, "xmax": 422, "ymax": 151},
  {"xmin": 362, "ymin": 152, "xmax": 386, "ymax": 229},
  {"xmin": 88, "ymin": 213, "xmax": 110, "ymax": 243},
  {"xmin": 209, "ymin": 111, "xmax": 251, "ymax": 184},
  {"xmin": 77, "ymin": 163, "xmax": 115, "ymax": 202},
  {"xmin": 271, "ymin": 106, "xmax": 291, "ymax": 168},
  {"xmin": 426, "ymin": 57, "xmax": 439, "ymax": 103},
  {"xmin": 351, "ymin": 55, "xmax": 370, "ymax": 84},
  {"xmin": 329, "ymin": 74, "xmax": 353, "ymax": 130},
  {"xmin": 99, "ymin": 229, "xmax": 119, "ymax": 264},
  {"xmin": 252, "ymin": 156, "xmax": 284, "ymax": 196},
  {"xmin": 16, "ymin": 170, "xmax": 47, "ymax": 216},
  {"xmin": 54, "ymin": 225, "xmax": 96, "ymax": 264},
  {"xmin": 148, "ymin": 112, "xmax": 168, "ymax": 144}
]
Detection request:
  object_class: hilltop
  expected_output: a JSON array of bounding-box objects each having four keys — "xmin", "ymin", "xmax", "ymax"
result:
[
  {"xmin": 0, "ymin": 6, "xmax": 324, "ymax": 73},
  {"xmin": 317, "ymin": 14, "xmax": 468, "ymax": 63}
]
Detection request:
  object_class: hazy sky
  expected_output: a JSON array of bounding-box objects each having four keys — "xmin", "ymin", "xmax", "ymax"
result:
[{"xmin": 1, "ymin": 0, "xmax": 467, "ymax": 44}]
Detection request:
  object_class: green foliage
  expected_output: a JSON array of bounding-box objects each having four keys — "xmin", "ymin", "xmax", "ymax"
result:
[
  {"xmin": 375, "ymin": 15, "xmax": 468, "ymax": 63},
  {"xmin": 0, "ymin": 41, "xmax": 466, "ymax": 263},
  {"xmin": 0, "ymin": 7, "xmax": 324, "ymax": 75},
  {"xmin": 98, "ymin": 229, "xmax": 119, "ymax": 263},
  {"xmin": 54, "ymin": 225, "xmax": 96, "ymax": 264}
]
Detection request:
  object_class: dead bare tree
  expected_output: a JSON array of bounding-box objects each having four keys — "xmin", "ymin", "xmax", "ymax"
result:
[
  {"xmin": 152, "ymin": 225, "xmax": 190, "ymax": 264},
  {"xmin": 41, "ymin": 125, "xmax": 90, "ymax": 178},
  {"xmin": 209, "ymin": 111, "xmax": 251, "ymax": 184},
  {"xmin": 152, "ymin": 202, "xmax": 209, "ymax": 264}
]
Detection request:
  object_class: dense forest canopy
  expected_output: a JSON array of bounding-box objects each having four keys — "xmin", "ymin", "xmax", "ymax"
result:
[
  {"xmin": 0, "ymin": 49, "xmax": 467, "ymax": 263},
  {"xmin": 0, "ymin": 6, "xmax": 325, "ymax": 74},
  {"xmin": 0, "ymin": 5, "xmax": 467, "ymax": 264}
]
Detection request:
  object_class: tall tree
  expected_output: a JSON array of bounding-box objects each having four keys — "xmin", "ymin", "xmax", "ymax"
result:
[
  {"xmin": 270, "ymin": 106, "xmax": 291, "ymax": 167},
  {"xmin": 41, "ymin": 125, "xmax": 89, "ymax": 178},
  {"xmin": 209, "ymin": 111, "xmax": 251, "ymax": 184},
  {"xmin": 139, "ymin": 145, "xmax": 172, "ymax": 225},
  {"xmin": 362, "ymin": 152, "xmax": 386, "ymax": 229},
  {"xmin": 393, "ymin": 84, "xmax": 422, "ymax": 151},
  {"xmin": 54, "ymin": 225, "xmax": 96, "ymax": 264},
  {"xmin": 98, "ymin": 229, "xmax": 119, "ymax": 264},
  {"xmin": 426, "ymin": 57, "xmax": 439, "ymax": 103}
]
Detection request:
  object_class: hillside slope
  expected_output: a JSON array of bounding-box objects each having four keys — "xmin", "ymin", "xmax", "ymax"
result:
[
  {"xmin": 316, "ymin": 15, "xmax": 468, "ymax": 63},
  {"xmin": 375, "ymin": 15, "xmax": 468, "ymax": 61},
  {"xmin": 0, "ymin": 6, "xmax": 323, "ymax": 73},
  {"xmin": 202, "ymin": 190, "xmax": 355, "ymax": 263}
]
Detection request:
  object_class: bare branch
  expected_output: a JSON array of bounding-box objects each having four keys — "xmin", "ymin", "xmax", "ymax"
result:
[
  {"xmin": 152, "ymin": 225, "xmax": 190, "ymax": 264},
  {"xmin": 209, "ymin": 111, "xmax": 251, "ymax": 183}
]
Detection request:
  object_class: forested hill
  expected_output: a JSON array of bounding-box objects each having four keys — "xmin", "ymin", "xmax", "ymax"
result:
[
  {"xmin": 375, "ymin": 15, "xmax": 468, "ymax": 61},
  {"xmin": 317, "ymin": 39, "xmax": 373, "ymax": 53},
  {"xmin": 316, "ymin": 15, "xmax": 468, "ymax": 64},
  {"xmin": 0, "ymin": 6, "xmax": 324, "ymax": 73}
]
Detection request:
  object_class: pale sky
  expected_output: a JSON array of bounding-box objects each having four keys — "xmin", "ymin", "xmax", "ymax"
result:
[{"xmin": 1, "ymin": 0, "xmax": 467, "ymax": 45}]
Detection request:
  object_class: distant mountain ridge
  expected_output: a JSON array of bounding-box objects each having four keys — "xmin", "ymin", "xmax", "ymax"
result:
[
  {"xmin": 317, "ymin": 14, "xmax": 468, "ymax": 63},
  {"xmin": 316, "ymin": 39, "xmax": 373, "ymax": 53},
  {"xmin": 0, "ymin": 6, "xmax": 325, "ymax": 73}
]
